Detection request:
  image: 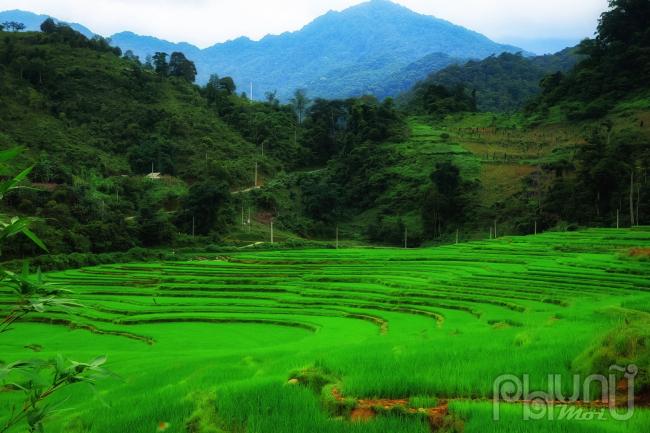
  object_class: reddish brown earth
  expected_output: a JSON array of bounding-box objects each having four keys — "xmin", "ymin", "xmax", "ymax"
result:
[
  {"xmin": 332, "ymin": 387, "xmax": 449, "ymax": 426},
  {"xmin": 330, "ymin": 385, "xmax": 647, "ymax": 431},
  {"xmin": 629, "ymin": 247, "xmax": 650, "ymax": 257},
  {"xmin": 350, "ymin": 407, "xmax": 375, "ymax": 422}
]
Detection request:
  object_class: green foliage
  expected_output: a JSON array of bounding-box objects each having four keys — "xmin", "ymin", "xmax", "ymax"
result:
[
  {"xmin": 539, "ymin": 126, "xmax": 650, "ymax": 227},
  {"xmin": 2, "ymin": 21, "xmax": 26, "ymax": 32},
  {"xmin": 0, "ymin": 28, "xmax": 259, "ymax": 256},
  {"xmin": 527, "ymin": 0, "xmax": 650, "ymax": 119},
  {"xmin": 303, "ymin": 96, "xmax": 406, "ymax": 164},
  {"xmin": 573, "ymin": 308, "xmax": 650, "ymax": 394},
  {"xmin": 421, "ymin": 162, "xmax": 479, "ymax": 238},
  {"xmin": 169, "ymin": 52, "xmax": 197, "ymax": 82},
  {"xmin": 0, "ymin": 151, "xmax": 109, "ymax": 433},
  {"xmin": 176, "ymin": 177, "xmax": 232, "ymax": 236},
  {"xmin": 1, "ymin": 355, "xmax": 109, "ymax": 433},
  {"xmin": 410, "ymin": 51, "xmax": 580, "ymax": 112},
  {"xmin": 404, "ymin": 84, "xmax": 477, "ymax": 116}
]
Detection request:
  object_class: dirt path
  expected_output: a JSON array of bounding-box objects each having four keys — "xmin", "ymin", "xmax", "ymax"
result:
[{"xmin": 330, "ymin": 386, "xmax": 648, "ymax": 431}]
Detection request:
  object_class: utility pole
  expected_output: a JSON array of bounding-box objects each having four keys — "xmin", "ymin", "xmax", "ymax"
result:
[
  {"xmin": 335, "ymin": 225, "xmax": 339, "ymax": 249},
  {"xmin": 534, "ymin": 220, "xmax": 537, "ymax": 235},
  {"xmin": 404, "ymin": 227, "xmax": 408, "ymax": 249},
  {"xmin": 270, "ymin": 219, "xmax": 274, "ymax": 244},
  {"xmin": 151, "ymin": 162, "xmax": 154, "ymax": 174},
  {"xmin": 637, "ymin": 183, "xmax": 641, "ymax": 227},
  {"xmin": 630, "ymin": 170, "xmax": 635, "ymax": 227}
]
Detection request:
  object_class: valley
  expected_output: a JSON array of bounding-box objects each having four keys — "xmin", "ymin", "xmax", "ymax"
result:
[{"xmin": 0, "ymin": 0, "xmax": 649, "ymax": 432}]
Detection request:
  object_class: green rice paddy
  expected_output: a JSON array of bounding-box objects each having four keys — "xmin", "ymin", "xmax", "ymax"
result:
[{"xmin": 2, "ymin": 228, "xmax": 650, "ymax": 432}]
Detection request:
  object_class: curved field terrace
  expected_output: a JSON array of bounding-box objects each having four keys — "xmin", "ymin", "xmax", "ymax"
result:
[{"xmin": 2, "ymin": 228, "xmax": 650, "ymax": 432}]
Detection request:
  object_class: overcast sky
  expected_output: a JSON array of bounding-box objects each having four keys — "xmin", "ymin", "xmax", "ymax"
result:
[{"xmin": 0, "ymin": 0, "xmax": 608, "ymax": 49}]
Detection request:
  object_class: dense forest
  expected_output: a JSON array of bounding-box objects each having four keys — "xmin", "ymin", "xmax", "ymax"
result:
[
  {"xmin": 0, "ymin": 0, "xmax": 649, "ymax": 261},
  {"xmin": 402, "ymin": 49, "xmax": 581, "ymax": 112}
]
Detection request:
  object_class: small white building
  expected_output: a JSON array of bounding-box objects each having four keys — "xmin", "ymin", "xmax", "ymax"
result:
[{"xmin": 146, "ymin": 172, "xmax": 162, "ymax": 180}]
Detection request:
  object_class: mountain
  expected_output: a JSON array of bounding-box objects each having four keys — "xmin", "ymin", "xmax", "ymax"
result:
[
  {"xmin": 366, "ymin": 52, "xmax": 462, "ymax": 99},
  {"xmin": 109, "ymin": 31, "xmax": 201, "ymax": 62},
  {"xmin": 401, "ymin": 48, "xmax": 581, "ymax": 112},
  {"xmin": 0, "ymin": 9, "xmax": 95, "ymax": 38},
  {"xmin": 196, "ymin": 0, "xmax": 524, "ymax": 99},
  {"xmin": 505, "ymin": 37, "xmax": 585, "ymax": 55},
  {"xmin": 1, "ymin": 1, "xmax": 525, "ymax": 100}
]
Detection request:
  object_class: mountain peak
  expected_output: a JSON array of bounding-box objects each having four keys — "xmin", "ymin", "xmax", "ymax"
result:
[
  {"xmin": 333, "ymin": 0, "xmax": 417, "ymax": 18},
  {"xmin": 0, "ymin": 9, "xmax": 95, "ymax": 38},
  {"xmin": 2, "ymin": 4, "xmax": 525, "ymax": 100}
]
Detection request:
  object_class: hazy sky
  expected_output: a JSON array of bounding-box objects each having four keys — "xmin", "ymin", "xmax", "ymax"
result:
[{"xmin": 0, "ymin": 0, "xmax": 608, "ymax": 49}]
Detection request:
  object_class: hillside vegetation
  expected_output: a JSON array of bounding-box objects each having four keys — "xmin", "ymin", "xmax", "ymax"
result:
[
  {"xmin": 0, "ymin": 22, "xmax": 409, "ymax": 257},
  {"xmin": 0, "ymin": 26, "xmax": 261, "ymax": 255},
  {"xmin": 402, "ymin": 50, "xmax": 581, "ymax": 112},
  {"xmin": 0, "ymin": 0, "xmax": 649, "ymax": 258}
]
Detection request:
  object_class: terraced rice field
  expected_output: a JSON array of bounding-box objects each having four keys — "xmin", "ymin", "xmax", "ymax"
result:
[{"xmin": 2, "ymin": 228, "xmax": 650, "ymax": 432}]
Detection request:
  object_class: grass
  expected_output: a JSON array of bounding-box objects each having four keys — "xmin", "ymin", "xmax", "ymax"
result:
[
  {"xmin": 346, "ymin": 113, "xmax": 587, "ymax": 239},
  {"xmin": 1, "ymin": 228, "xmax": 650, "ymax": 432}
]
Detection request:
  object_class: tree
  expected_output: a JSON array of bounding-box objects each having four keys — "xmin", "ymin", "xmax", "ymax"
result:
[
  {"xmin": 3, "ymin": 21, "xmax": 25, "ymax": 32},
  {"xmin": 219, "ymin": 76, "xmax": 236, "ymax": 95},
  {"xmin": 597, "ymin": 0, "xmax": 650, "ymax": 47},
  {"xmin": 128, "ymin": 138, "xmax": 178, "ymax": 175},
  {"xmin": 265, "ymin": 90, "xmax": 279, "ymax": 107},
  {"xmin": 13, "ymin": 55, "xmax": 29, "ymax": 80},
  {"xmin": 176, "ymin": 179, "xmax": 232, "ymax": 235},
  {"xmin": 421, "ymin": 162, "xmax": 477, "ymax": 238},
  {"xmin": 40, "ymin": 18, "xmax": 57, "ymax": 33},
  {"xmin": 152, "ymin": 52, "xmax": 169, "ymax": 76},
  {"xmin": 144, "ymin": 54, "xmax": 154, "ymax": 70},
  {"xmin": 205, "ymin": 74, "xmax": 222, "ymax": 105},
  {"xmin": 290, "ymin": 89, "xmax": 310, "ymax": 124},
  {"xmin": 169, "ymin": 51, "xmax": 197, "ymax": 82},
  {"xmin": 138, "ymin": 200, "xmax": 175, "ymax": 246},
  {"xmin": 408, "ymin": 83, "xmax": 476, "ymax": 116},
  {"xmin": 123, "ymin": 49, "xmax": 140, "ymax": 63}
]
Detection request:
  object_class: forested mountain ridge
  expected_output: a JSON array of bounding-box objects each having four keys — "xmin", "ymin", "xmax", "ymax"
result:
[
  {"xmin": 1, "ymin": 0, "xmax": 524, "ymax": 100},
  {"xmin": 0, "ymin": 26, "xmax": 269, "ymax": 256},
  {"xmin": 400, "ymin": 49, "xmax": 581, "ymax": 112},
  {"xmin": 0, "ymin": 9, "xmax": 94, "ymax": 37},
  {"xmin": 525, "ymin": 0, "xmax": 650, "ymax": 121}
]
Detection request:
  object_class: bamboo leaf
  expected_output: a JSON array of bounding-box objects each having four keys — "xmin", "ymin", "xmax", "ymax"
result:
[{"xmin": 22, "ymin": 228, "xmax": 48, "ymax": 252}]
